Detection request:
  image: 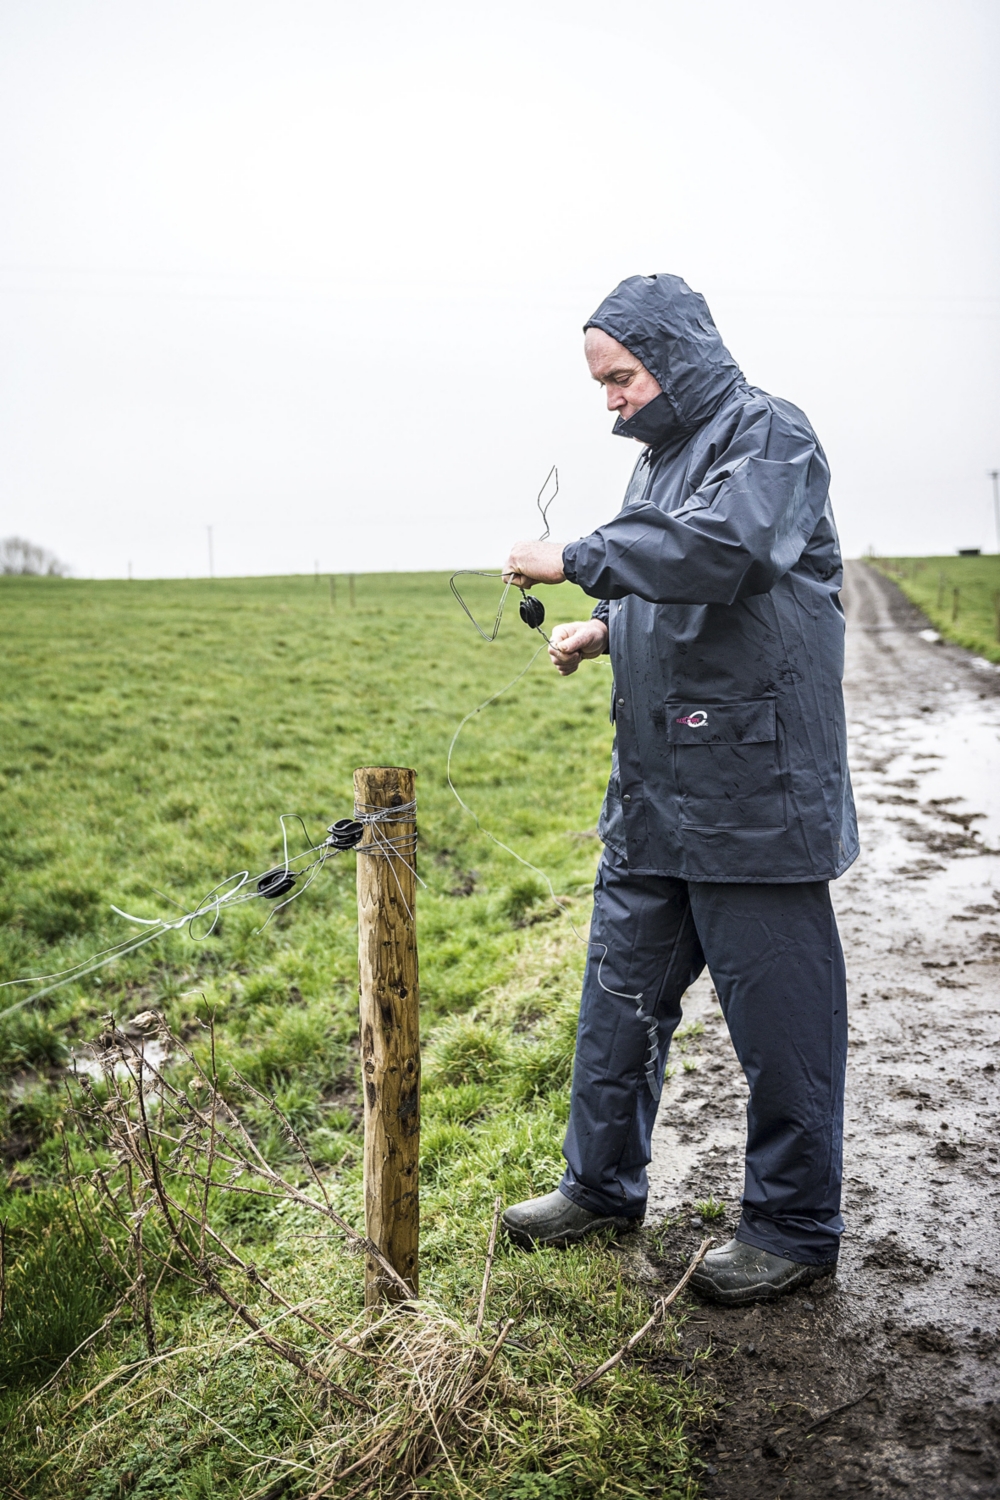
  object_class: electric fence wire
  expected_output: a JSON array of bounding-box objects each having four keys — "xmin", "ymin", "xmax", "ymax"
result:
[
  {"xmin": 0, "ymin": 812, "xmax": 374, "ymax": 1023},
  {"xmin": 353, "ymin": 798, "xmax": 424, "ymax": 922},
  {"xmin": 448, "ymin": 464, "xmax": 560, "ymax": 645},
  {"xmin": 534, "ymin": 462, "xmax": 558, "ymax": 541},
  {"xmin": 445, "ymin": 593, "xmax": 664, "ymax": 1101}
]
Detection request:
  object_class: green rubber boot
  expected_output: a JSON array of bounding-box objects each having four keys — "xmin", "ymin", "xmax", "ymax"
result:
[
  {"xmin": 691, "ymin": 1237, "xmax": 837, "ymax": 1305},
  {"xmin": 501, "ymin": 1189, "xmax": 641, "ymax": 1250}
]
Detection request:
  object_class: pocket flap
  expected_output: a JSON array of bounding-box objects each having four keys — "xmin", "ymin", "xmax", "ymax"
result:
[{"xmin": 665, "ymin": 699, "xmax": 776, "ymax": 746}]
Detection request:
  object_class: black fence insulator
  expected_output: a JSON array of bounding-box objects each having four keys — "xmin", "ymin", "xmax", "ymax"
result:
[
  {"xmin": 257, "ymin": 869, "xmax": 297, "ymax": 899},
  {"xmin": 519, "ymin": 594, "xmax": 546, "ymax": 630},
  {"xmin": 326, "ymin": 818, "xmax": 365, "ymax": 851}
]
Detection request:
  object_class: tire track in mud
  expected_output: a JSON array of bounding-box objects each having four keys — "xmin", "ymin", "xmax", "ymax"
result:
[{"xmin": 637, "ymin": 561, "xmax": 1000, "ymax": 1498}]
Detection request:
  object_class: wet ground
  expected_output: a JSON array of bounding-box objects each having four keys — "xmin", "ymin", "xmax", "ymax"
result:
[{"xmin": 641, "ymin": 561, "xmax": 1000, "ymax": 1497}]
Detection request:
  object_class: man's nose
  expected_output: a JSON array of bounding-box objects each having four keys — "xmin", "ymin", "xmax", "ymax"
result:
[{"xmin": 606, "ymin": 387, "xmax": 625, "ymax": 411}]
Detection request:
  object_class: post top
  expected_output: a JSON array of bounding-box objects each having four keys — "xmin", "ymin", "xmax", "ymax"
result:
[{"xmin": 354, "ymin": 766, "xmax": 417, "ymax": 774}]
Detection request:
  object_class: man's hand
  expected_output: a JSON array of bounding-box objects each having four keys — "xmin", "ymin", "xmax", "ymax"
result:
[
  {"xmin": 502, "ymin": 540, "xmax": 566, "ymax": 588},
  {"xmin": 548, "ymin": 619, "xmax": 609, "ymax": 676}
]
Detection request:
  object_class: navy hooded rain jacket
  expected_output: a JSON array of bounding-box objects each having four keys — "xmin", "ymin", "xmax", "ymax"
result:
[{"xmin": 561, "ymin": 274, "xmax": 858, "ymax": 882}]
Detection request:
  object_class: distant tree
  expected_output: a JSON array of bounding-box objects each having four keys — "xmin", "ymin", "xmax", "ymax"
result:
[{"xmin": 0, "ymin": 536, "xmax": 70, "ymax": 576}]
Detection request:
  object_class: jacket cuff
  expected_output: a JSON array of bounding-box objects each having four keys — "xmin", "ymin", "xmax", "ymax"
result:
[
  {"xmin": 561, "ymin": 540, "xmax": 581, "ymax": 585},
  {"xmin": 591, "ymin": 598, "xmax": 610, "ymax": 652}
]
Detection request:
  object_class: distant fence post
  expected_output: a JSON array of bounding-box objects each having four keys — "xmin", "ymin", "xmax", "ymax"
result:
[
  {"xmin": 354, "ymin": 766, "xmax": 419, "ymax": 1305},
  {"xmin": 952, "ymin": 587, "xmax": 960, "ymax": 623}
]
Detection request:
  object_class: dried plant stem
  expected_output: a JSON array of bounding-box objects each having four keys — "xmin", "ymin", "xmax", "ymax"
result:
[
  {"xmin": 118, "ymin": 1025, "xmax": 413, "ymax": 1300},
  {"xmin": 63, "ymin": 1345, "xmax": 198, "ymax": 1416},
  {"xmin": 474, "ymin": 1196, "xmax": 502, "ymax": 1338},
  {"xmin": 574, "ymin": 1237, "xmax": 714, "ymax": 1391},
  {"xmin": 132, "ymin": 1214, "xmax": 156, "ymax": 1357},
  {"xmin": 455, "ymin": 1319, "xmax": 514, "ymax": 1410},
  {"xmin": 200, "ymin": 1019, "xmax": 219, "ymax": 1261},
  {"xmin": 803, "ymin": 1386, "xmax": 873, "ymax": 1433},
  {"xmin": 125, "ymin": 1053, "xmax": 370, "ymax": 1411},
  {"xmin": 400, "ymin": 1334, "xmax": 471, "ymax": 1500},
  {"xmin": 62, "ymin": 1125, "xmax": 131, "ymax": 1301}
]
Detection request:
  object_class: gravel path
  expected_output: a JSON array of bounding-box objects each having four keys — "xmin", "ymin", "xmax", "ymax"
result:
[{"xmin": 641, "ymin": 560, "xmax": 1000, "ymax": 1498}]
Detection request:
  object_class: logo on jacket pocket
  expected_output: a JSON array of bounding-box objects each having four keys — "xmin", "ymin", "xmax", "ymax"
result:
[{"xmin": 675, "ymin": 711, "xmax": 708, "ymax": 728}]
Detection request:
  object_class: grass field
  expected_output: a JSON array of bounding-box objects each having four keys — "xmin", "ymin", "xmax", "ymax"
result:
[
  {"xmin": 0, "ymin": 572, "xmax": 709, "ymax": 1499},
  {"xmin": 868, "ymin": 553, "xmax": 1000, "ymax": 661}
]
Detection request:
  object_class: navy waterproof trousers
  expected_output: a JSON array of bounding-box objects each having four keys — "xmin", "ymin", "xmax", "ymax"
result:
[{"xmin": 559, "ymin": 850, "xmax": 847, "ymax": 1265}]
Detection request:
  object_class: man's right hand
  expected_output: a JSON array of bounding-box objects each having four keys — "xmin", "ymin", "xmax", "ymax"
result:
[{"xmin": 548, "ymin": 619, "xmax": 609, "ymax": 676}]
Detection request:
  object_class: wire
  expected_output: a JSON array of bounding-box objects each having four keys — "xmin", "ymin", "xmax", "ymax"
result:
[
  {"xmin": 536, "ymin": 464, "xmax": 558, "ymax": 541},
  {"xmin": 448, "ymin": 572, "xmax": 514, "ymax": 643},
  {"xmin": 353, "ymin": 799, "xmax": 424, "ymax": 922},
  {"xmin": 448, "ymin": 465, "xmax": 560, "ymax": 646},
  {"xmin": 444, "ymin": 462, "xmax": 660, "ymax": 1095},
  {"xmin": 445, "ymin": 651, "xmax": 662, "ymax": 1100},
  {"xmin": 0, "ymin": 814, "xmax": 351, "ymax": 1022}
]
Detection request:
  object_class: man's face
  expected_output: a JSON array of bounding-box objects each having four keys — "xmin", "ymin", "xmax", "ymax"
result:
[{"xmin": 584, "ymin": 327, "xmax": 661, "ymax": 423}]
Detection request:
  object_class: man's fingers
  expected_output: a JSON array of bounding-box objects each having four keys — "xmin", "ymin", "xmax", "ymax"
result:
[
  {"xmin": 552, "ymin": 626, "xmax": 590, "ymax": 655},
  {"xmin": 504, "ymin": 540, "xmax": 566, "ymax": 586}
]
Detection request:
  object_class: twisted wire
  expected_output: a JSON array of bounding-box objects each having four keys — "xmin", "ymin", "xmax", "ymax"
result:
[
  {"xmin": 535, "ymin": 464, "xmax": 558, "ymax": 541},
  {"xmin": 353, "ymin": 799, "xmax": 423, "ymax": 920}
]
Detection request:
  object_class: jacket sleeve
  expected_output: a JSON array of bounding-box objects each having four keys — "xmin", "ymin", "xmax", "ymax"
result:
[{"xmin": 561, "ymin": 410, "xmax": 829, "ymax": 607}]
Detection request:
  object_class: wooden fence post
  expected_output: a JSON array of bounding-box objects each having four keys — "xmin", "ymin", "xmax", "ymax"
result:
[{"xmin": 354, "ymin": 766, "xmax": 419, "ymax": 1304}]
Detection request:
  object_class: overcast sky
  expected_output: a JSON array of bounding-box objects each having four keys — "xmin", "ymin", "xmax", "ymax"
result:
[{"xmin": 1, "ymin": 0, "xmax": 998, "ymax": 577}]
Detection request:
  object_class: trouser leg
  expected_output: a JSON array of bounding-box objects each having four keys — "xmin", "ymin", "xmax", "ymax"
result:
[
  {"xmin": 688, "ymin": 880, "xmax": 847, "ymax": 1265},
  {"xmin": 560, "ymin": 849, "xmax": 704, "ymax": 1217}
]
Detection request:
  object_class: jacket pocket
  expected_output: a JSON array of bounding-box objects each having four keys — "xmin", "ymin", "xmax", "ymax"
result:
[{"xmin": 665, "ymin": 699, "xmax": 786, "ymax": 830}]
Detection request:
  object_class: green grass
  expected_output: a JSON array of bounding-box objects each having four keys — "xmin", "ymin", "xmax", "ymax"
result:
[
  {"xmin": 868, "ymin": 553, "xmax": 1000, "ymax": 661},
  {"xmin": 0, "ymin": 573, "xmax": 709, "ymax": 1498}
]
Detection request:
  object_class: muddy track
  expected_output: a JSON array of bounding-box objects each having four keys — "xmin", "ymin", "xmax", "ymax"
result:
[{"xmin": 635, "ymin": 561, "xmax": 1000, "ymax": 1497}]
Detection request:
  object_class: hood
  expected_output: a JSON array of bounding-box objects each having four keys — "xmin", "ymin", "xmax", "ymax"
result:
[{"xmin": 585, "ymin": 274, "xmax": 743, "ymax": 446}]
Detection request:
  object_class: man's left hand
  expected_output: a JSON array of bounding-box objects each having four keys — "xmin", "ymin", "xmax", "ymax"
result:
[{"xmin": 503, "ymin": 540, "xmax": 566, "ymax": 588}]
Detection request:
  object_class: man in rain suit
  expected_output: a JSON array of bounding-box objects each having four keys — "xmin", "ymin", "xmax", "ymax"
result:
[{"xmin": 501, "ymin": 274, "xmax": 857, "ymax": 1304}]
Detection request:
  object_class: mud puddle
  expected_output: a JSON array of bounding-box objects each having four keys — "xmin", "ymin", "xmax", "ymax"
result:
[{"xmin": 640, "ymin": 562, "xmax": 1000, "ymax": 1497}]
